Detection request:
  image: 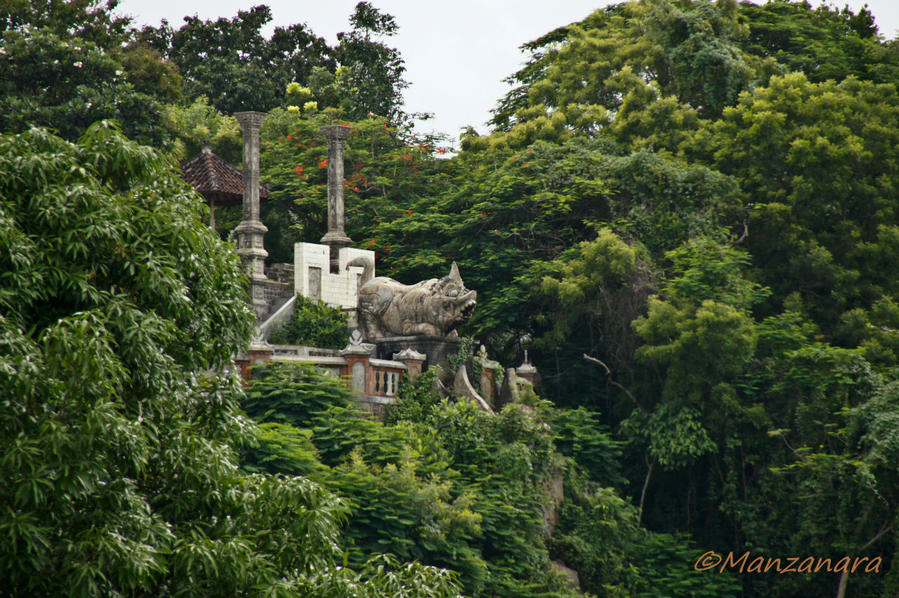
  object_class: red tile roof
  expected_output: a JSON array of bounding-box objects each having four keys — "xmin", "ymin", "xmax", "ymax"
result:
[{"xmin": 181, "ymin": 146, "xmax": 269, "ymax": 206}]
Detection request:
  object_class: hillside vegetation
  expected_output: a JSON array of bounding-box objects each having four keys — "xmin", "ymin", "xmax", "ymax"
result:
[{"xmin": 3, "ymin": 1, "xmax": 899, "ymax": 596}]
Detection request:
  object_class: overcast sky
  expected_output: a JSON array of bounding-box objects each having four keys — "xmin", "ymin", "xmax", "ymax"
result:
[{"xmin": 117, "ymin": 1, "xmax": 899, "ymax": 144}]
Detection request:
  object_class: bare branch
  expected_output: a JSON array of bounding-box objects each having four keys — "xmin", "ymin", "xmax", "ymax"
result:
[{"xmin": 582, "ymin": 353, "xmax": 647, "ymax": 413}]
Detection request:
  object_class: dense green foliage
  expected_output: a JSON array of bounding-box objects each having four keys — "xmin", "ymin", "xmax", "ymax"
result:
[
  {"xmin": 269, "ymin": 294, "xmax": 350, "ymax": 348},
  {"xmin": 136, "ymin": 5, "xmax": 332, "ymax": 115},
  {"xmin": 6, "ymin": 0, "xmax": 899, "ymax": 596},
  {"xmin": 242, "ymin": 363, "xmax": 741, "ymax": 597},
  {"xmin": 138, "ymin": 2, "xmax": 409, "ymax": 121},
  {"xmin": 259, "ymin": 106, "xmax": 448, "ymax": 264},
  {"xmin": 0, "ymin": 125, "xmax": 460, "ymax": 596}
]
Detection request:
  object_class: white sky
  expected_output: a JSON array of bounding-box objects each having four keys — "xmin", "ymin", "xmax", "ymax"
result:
[{"xmin": 117, "ymin": 1, "xmax": 899, "ymax": 144}]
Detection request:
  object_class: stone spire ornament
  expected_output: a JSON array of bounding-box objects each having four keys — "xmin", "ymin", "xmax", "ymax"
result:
[
  {"xmin": 234, "ymin": 111, "xmax": 269, "ymax": 318},
  {"xmin": 319, "ymin": 124, "xmax": 353, "ymax": 269}
]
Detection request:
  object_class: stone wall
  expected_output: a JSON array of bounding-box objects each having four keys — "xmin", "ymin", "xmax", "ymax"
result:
[{"xmin": 294, "ymin": 242, "xmax": 374, "ymax": 309}]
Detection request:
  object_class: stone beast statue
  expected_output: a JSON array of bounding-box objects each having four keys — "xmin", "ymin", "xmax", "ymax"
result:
[{"xmin": 357, "ymin": 262, "xmax": 476, "ymax": 340}]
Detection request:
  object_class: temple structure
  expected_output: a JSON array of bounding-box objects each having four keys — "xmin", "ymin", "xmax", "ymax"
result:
[{"xmin": 180, "ymin": 112, "xmax": 535, "ymax": 416}]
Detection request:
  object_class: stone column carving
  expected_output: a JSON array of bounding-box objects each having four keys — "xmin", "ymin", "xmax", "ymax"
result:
[
  {"xmin": 234, "ymin": 111, "xmax": 269, "ymax": 318},
  {"xmin": 319, "ymin": 125, "xmax": 352, "ymax": 264}
]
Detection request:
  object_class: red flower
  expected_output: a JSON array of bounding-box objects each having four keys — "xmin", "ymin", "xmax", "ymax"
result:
[
  {"xmin": 318, "ymin": 159, "xmax": 328, "ymax": 168},
  {"xmin": 286, "ymin": 134, "xmax": 292, "ymax": 140},
  {"xmin": 437, "ymin": 147, "xmax": 447, "ymax": 154},
  {"xmin": 294, "ymin": 166, "xmax": 304, "ymax": 174}
]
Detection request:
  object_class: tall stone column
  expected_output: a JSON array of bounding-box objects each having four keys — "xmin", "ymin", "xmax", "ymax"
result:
[
  {"xmin": 234, "ymin": 111, "xmax": 269, "ymax": 318},
  {"xmin": 320, "ymin": 125, "xmax": 352, "ymax": 269}
]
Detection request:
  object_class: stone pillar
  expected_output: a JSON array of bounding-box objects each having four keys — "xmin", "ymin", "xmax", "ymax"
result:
[
  {"xmin": 340, "ymin": 330, "xmax": 375, "ymax": 395},
  {"xmin": 234, "ymin": 111, "xmax": 268, "ymax": 318},
  {"xmin": 394, "ymin": 348, "xmax": 426, "ymax": 381},
  {"xmin": 319, "ymin": 125, "xmax": 352, "ymax": 267}
]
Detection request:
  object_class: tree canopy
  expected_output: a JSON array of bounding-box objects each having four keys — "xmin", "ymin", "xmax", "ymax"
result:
[{"xmin": 5, "ymin": 1, "xmax": 899, "ymax": 596}]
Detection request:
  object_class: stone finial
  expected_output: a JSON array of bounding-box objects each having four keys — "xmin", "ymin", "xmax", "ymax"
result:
[
  {"xmin": 393, "ymin": 347, "xmax": 426, "ymax": 362},
  {"xmin": 320, "ymin": 125, "xmax": 353, "ymax": 253},
  {"xmin": 516, "ymin": 351, "xmax": 537, "ymax": 384},
  {"xmin": 475, "ymin": 343, "xmax": 501, "ymax": 370},
  {"xmin": 340, "ymin": 329, "xmax": 375, "ymax": 356}
]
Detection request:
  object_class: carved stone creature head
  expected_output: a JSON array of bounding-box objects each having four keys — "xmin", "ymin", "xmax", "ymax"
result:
[{"xmin": 433, "ymin": 262, "xmax": 477, "ymax": 332}]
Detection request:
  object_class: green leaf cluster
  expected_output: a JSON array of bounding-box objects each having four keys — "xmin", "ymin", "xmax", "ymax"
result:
[
  {"xmin": 268, "ymin": 294, "xmax": 350, "ymax": 348},
  {"xmin": 0, "ymin": 125, "xmax": 459, "ymax": 596}
]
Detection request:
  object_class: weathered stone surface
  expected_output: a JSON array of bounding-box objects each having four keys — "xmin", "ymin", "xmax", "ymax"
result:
[
  {"xmin": 374, "ymin": 336, "xmax": 460, "ymax": 380},
  {"xmin": 453, "ymin": 365, "xmax": 493, "ymax": 412},
  {"xmin": 357, "ymin": 262, "xmax": 476, "ymax": 340},
  {"xmin": 551, "ymin": 560, "xmax": 580, "ymax": 590},
  {"xmin": 234, "ymin": 111, "xmax": 268, "ymax": 319},
  {"xmin": 497, "ymin": 368, "xmax": 519, "ymax": 409},
  {"xmin": 319, "ymin": 125, "xmax": 352, "ymax": 252}
]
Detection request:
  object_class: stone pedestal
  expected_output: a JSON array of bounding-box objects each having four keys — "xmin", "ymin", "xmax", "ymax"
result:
[
  {"xmin": 393, "ymin": 348, "xmax": 426, "ymax": 380},
  {"xmin": 374, "ymin": 335, "xmax": 461, "ymax": 376}
]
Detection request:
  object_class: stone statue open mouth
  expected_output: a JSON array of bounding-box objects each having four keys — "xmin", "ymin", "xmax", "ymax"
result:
[{"xmin": 460, "ymin": 299, "xmax": 476, "ymax": 321}]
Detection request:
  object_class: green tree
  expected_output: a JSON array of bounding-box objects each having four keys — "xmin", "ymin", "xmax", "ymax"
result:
[
  {"xmin": 331, "ymin": 1, "xmax": 409, "ymax": 121},
  {"xmin": 490, "ymin": 0, "xmax": 759, "ymax": 144},
  {"xmin": 0, "ymin": 124, "xmax": 458, "ymax": 596},
  {"xmin": 162, "ymin": 95, "xmax": 242, "ymax": 164},
  {"xmin": 139, "ymin": 5, "xmax": 332, "ymax": 114},
  {"xmin": 683, "ymin": 72, "xmax": 899, "ymax": 339},
  {"xmin": 0, "ymin": 0, "xmax": 181, "ymax": 144},
  {"xmin": 260, "ymin": 106, "xmax": 449, "ymax": 264},
  {"xmin": 0, "ymin": 30, "xmax": 171, "ymax": 144},
  {"xmin": 269, "ymin": 294, "xmax": 350, "ymax": 348},
  {"xmin": 0, "ymin": 0, "xmax": 131, "ymax": 46},
  {"xmin": 739, "ymin": 0, "xmax": 899, "ymax": 86}
]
